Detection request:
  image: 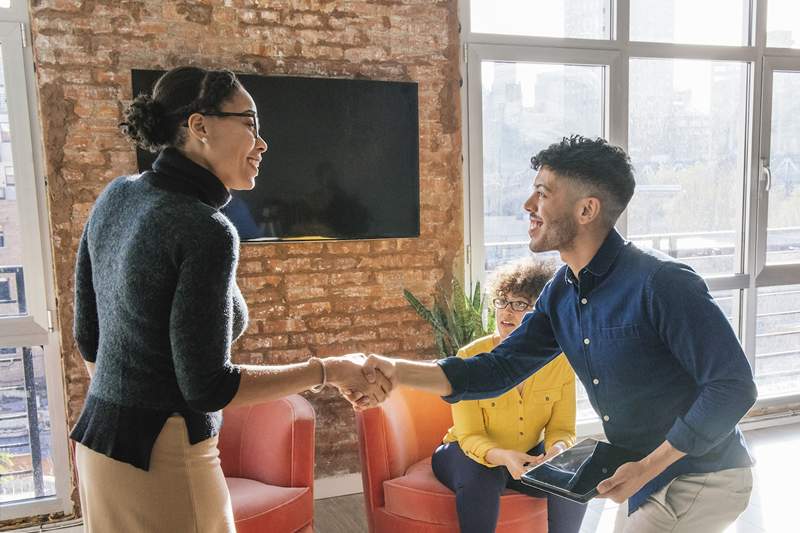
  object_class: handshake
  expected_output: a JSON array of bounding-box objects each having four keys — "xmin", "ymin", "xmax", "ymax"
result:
[{"xmin": 318, "ymin": 353, "xmax": 398, "ymax": 410}]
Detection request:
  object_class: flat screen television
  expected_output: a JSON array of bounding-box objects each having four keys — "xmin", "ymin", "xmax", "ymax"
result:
[{"xmin": 131, "ymin": 70, "xmax": 420, "ymax": 241}]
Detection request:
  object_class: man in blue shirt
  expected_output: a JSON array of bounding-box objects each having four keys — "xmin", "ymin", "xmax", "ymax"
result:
[{"xmin": 355, "ymin": 136, "xmax": 756, "ymax": 532}]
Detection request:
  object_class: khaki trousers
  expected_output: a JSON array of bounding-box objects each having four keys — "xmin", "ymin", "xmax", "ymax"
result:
[
  {"xmin": 76, "ymin": 416, "xmax": 235, "ymax": 533},
  {"xmin": 613, "ymin": 467, "xmax": 753, "ymax": 533}
]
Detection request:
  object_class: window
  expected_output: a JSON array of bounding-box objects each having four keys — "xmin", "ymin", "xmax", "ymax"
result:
[
  {"xmin": 755, "ymin": 284, "xmax": 800, "ymax": 398},
  {"xmin": 628, "ymin": 58, "xmax": 749, "ymax": 277},
  {"xmin": 767, "ymin": 0, "xmax": 800, "ymax": 49},
  {"xmin": 464, "ymin": 1, "xmax": 800, "ymax": 429},
  {"xmin": 630, "ymin": 0, "xmax": 750, "ymax": 46},
  {"xmin": 765, "ymin": 70, "xmax": 800, "ymax": 266},
  {"xmin": 481, "ymin": 60, "xmax": 605, "ymax": 273},
  {"xmin": 470, "ymin": 0, "xmax": 612, "ymax": 40},
  {"xmin": 0, "ymin": 346, "xmax": 55, "ymax": 503},
  {"xmin": 0, "ymin": 19, "xmax": 70, "ymax": 520},
  {"xmin": 2, "ymin": 166, "xmax": 12, "ymax": 202}
]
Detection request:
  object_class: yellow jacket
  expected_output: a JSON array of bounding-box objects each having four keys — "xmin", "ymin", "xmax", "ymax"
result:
[{"xmin": 442, "ymin": 333, "xmax": 576, "ymax": 467}]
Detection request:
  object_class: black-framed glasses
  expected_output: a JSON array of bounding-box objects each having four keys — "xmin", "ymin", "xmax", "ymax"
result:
[
  {"xmin": 492, "ymin": 298, "xmax": 531, "ymax": 312},
  {"xmin": 186, "ymin": 110, "xmax": 260, "ymax": 138}
]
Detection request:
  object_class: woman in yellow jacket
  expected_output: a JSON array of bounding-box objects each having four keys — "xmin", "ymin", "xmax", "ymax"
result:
[{"xmin": 431, "ymin": 259, "xmax": 587, "ymax": 533}]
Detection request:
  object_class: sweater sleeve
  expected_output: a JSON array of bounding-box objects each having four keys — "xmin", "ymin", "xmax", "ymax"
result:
[
  {"xmin": 170, "ymin": 213, "xmax": 242, "ymax": 413},
  {"xmin": 73, "ymin": 224, "xmax": 99, "ymax": 363}
]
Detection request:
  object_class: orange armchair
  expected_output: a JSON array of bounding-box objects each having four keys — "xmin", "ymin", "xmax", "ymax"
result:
[
  {"xmin": 219, "ymin": 395, "xmax": 315, "ymax": 533},
  {"xmin": 355, "ymin": 387, "xmax": 547, "ymax": 533}
]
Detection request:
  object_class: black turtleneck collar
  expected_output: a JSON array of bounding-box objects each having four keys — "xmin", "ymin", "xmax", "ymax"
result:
[{"xmin": 145, "ymin": 147, "xmax": 231, "ymax": 210}]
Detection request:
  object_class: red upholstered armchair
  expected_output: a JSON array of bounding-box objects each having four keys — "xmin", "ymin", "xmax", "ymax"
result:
[
  {"xmin": 355, "ymin": 387, "xmax": 547, "ymax": 533},
  {"xmin": 219, "ymin": 395, "xmax": 315, "ymax": 533}
]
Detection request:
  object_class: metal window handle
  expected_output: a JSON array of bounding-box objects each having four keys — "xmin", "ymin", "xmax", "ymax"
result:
[{"xmin": 761, "ymin": 159, "xmax": 772, "ymax": 192}]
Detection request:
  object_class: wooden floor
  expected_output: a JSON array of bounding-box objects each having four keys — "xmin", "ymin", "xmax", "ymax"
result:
[{"xmin": 313, "ymin": 421, "xmax": 800, "ymax": 533}]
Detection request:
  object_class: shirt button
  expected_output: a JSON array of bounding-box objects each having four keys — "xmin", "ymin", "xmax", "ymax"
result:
[
  {"xmin": 581, "ymin": 298, "xmax": 588, "ymax": 305},
  {"xmin": 519, "ymin": 400, "xmax": 523, "ymax": 405},
  {"xmin": 519, "ymin": 432, "xmax": 524, "ymax": 436},
  {"xmin": 593, "ymin": 378, "xmax": 600, "ymax": 385},
  {"xmin": 491, "ymin": 402, "xmax": 495, "ymax": 407},
  {"xmin": 584, "ymin": 338, "xmax": 591, "ymax": 345},
  {"xmin": 545, "ymin": 396, "xmax": 550, "ymax": 401},
  {"xmin": 519, "ymin": 417, "xmax": 524, "ymax": 421},
  {"xmin": 603, "ymin": 415, "xmax": 610, "ymax": 422}
]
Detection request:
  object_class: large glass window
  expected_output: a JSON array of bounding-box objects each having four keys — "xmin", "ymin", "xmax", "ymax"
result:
[
  {"xmin": 627, "ymin": 58, "xmax": 749, "ymax": 277},
  {"xmin": 767, "ymin": 0, "xmax": 800, "ymax": 49},
  {"xmin": 755, "ymin": 285, "xmax": 800, "ymax": 398},
  {"xmin": 630, "ymin": 0, "xmax": 750, "ymax": 46},
  {"xmin": 0, "ymin": 19, "xmax": 69, "ymax": 520},
  {"xmin": 0, "ymin": 346, "xmax": 55, "ymax": 503},
  {"xmin": 470, "ymin": 0, "xmax": 612, "ymax": 40},
  {"xmin": 766, "ymin": 70, "xmax": 800, "ymax": 266},
  {"xmin": 0, "ymin": 50, "xmax": 26, "ymax": 319},
  {"xmin": 481, "ymin": 61, "xmax": 605, "ymax": 272},
  {"xmin": 466, "ymin": 1, "xmax": 800, "ymax": 425}
]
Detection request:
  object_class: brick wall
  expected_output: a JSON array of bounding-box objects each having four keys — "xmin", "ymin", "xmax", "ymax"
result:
[{"xmin": 14, "ymin": 0, "xmax": 461, "ymax": 522}]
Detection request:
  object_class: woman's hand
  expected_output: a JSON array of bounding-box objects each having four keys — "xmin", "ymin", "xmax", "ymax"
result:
[
  {"xmin": 325, "ymin": 354, "xmax": 394, "ymax": 408},
  {"xmin": 538, "ymin": 441, "xmax": 568, "ymax": 463},
  {"xmin": 486, "ymin": 448, "xmax": 540, "ymax": 480}
]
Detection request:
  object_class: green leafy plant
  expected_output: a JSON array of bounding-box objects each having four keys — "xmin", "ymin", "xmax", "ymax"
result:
[{"xmin": 404, "ymin": 278, "xmax": 496, "ymax": 358}]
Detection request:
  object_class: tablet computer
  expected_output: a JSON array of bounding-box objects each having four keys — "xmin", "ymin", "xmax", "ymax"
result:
[{"xmin": 520, "ymin": 438, "xmax": 645, "ymax": 503}]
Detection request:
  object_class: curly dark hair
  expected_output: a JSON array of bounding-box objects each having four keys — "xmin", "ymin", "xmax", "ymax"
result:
[
  {"xmin": 487, "ymin": 259, "xmax": 557, "ymax": 302},
  {"xmin": 531, "ymin": 135, "xmax": 635, "ymax": 228},
  {"xmin": 120, "ymin": 66, "xmax": 242, "ymax": 153}
]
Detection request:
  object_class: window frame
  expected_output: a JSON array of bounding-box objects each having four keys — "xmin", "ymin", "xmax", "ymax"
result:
[
  {"xmin": 0, "ymin": 17, "xmax": 71, "ymax": 521},
  {"xmin": 461, "ymin": 0, "xmax": 800, "ymax": 436}
]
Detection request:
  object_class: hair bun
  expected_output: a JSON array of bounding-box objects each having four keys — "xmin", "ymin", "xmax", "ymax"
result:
[{"xmin": 120, "ymin": 93, "xmax": 172, "ymax": 153}]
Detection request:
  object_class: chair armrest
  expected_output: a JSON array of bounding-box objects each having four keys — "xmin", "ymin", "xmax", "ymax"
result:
[
  {"xmin": 355, "ymin": 407, "xmax": 391, "ymax": 513},
  {"xmin": 219, "ymin": 394, "xmax": 315, "ymax": 489}
]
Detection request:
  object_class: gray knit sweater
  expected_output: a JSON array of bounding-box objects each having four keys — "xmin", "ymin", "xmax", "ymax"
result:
[{"xmin": 70, "ymin": 148, "xmax": 247, "ymax": 470}]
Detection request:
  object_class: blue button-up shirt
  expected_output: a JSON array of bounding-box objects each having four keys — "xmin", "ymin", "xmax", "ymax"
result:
[{"xmin": 438, "ymin": 229, "xmax": 756, "ymax": 513}]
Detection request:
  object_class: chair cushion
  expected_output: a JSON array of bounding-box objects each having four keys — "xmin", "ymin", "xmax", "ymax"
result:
[
  {"xmin": 226, "ymin": 477, "xmax": 312, "ymax": 533},
  {"xmin": 382, "ymin": 457, "xmax": 546, "ymax": 525}
]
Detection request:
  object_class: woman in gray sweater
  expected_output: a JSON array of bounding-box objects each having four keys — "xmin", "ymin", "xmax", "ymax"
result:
[{"xmin": 71, "ymin": 66, "xmax": 389, "ymax": 533}]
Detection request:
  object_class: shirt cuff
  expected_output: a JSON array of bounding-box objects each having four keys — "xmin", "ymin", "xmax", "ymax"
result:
[
  {"xmin": 665, "ymin": 416, "xmax": 717, "ymax": 457},
  {"xmin": 437, "ymin": 356, "xmax": 468, "ymax": 403}
]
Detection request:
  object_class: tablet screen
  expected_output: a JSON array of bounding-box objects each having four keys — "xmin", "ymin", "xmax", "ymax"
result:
[{"xmin": 521, "ymin": 438, "xmax": 645, "ymax": 499}]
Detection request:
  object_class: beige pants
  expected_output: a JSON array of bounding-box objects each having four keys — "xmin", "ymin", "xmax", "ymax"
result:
[
  {"xmin": 613, "ymin": 467, "xmax": 753, "ymax": 533},
  {"xmin": 76, "ymin": 416, "xmax": 235, "ymax": 533}
]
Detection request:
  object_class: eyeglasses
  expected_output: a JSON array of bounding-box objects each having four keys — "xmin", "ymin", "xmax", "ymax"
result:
[
  {"xmin": 492, "ymin": 298, "xmax": 531, "ymax": 312},
  {"xmin": 202, "ymin": 110, "xmax": 260, "ymax": 138},
  {"xmin": 184, "ymin": 110, "xmax": 261, "ymax": 138}
]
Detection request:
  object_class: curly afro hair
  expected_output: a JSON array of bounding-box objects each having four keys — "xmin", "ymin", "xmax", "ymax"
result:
[{"xmin": 487, "ymin": 258, "xmax": 557, "ymax": 301}]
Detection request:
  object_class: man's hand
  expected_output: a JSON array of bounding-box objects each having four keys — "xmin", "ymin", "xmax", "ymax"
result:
[
  {"xmin": 596, "ymin": 460, "xmax": 651, "ymax": 503},
  {"xmin": 486, "ymin": 448, "xmax": 540, "ymax": 480},
  {"xmin": 338, "ymin": 354, "xmax": 397, "ymax": 410},
  {"xmin": 325, "ymin": 354, "xmax": 393, "ymax": 409},
  {"xmin": 597, "ymin": 440, "xmax": 685, "ymax": 503}
]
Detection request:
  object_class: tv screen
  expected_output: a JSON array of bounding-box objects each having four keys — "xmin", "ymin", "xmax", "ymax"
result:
[{"xmin": 131, "ymin": 70, "xmax": 420, "ymax": 241}]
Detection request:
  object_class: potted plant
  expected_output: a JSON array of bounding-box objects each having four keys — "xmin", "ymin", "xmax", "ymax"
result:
[{"xmin": 404, "ymin": 278, "xmax": 495, "ymax": 358}]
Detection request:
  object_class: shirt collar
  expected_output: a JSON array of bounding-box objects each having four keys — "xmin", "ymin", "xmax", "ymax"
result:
[
  {"xmin": 563, "ymin": 228, "xmax": 627, "ymax": 284},
  {"xmin": 148, "ymin": 147, "xmax": 231, "ymax": 210}
]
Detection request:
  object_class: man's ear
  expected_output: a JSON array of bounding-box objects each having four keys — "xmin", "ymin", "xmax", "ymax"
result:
[
  {"xmin": 186, "ymin": 112, "xmax": 208, "ymax": 143},
  {"xmin": 577, "ymin": 196, "xmax": 602, "ymax": 226}
]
